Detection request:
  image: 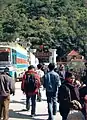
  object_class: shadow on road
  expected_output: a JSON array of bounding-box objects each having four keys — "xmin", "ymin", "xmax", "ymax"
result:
[
  {"xmin": 9, "ymin": 109, "xmax": 29, "ymax": 119},
  {"xmin": 35, "ymin": 114, "xmax": 48, "ymax": 117},
  {"xmin": 10, "ymin": 100, "xmax": 26, "ymax": 105},
  {"xmin": 9, "ymin": 109, "xmax": 48, "ymax": 120},
  {"xmin": 41, "ymin": 99, "xmax": 47, "ymax": 101}
]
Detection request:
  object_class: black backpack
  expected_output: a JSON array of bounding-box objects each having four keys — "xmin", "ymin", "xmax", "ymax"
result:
[{"xmin": 24, "ymin": 73, "xmax": 37, "ymax": 92}]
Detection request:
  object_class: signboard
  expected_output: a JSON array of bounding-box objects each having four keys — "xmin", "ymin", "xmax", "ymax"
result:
[{"xmin": 35, "ymin": 51, "xmax": 52, "ymax": 58}]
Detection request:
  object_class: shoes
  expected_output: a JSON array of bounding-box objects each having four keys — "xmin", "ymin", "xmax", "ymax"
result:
[
  {"xmin": 47, "ymin": 117, "xmax": 54, "ymax": 120},
  {"xmin": 53, "ymin": 113, "xmax": 56, "ymax": 115},
  {"xmin": 30, "ymin": 114, "xmax": 35, "ymax": 117},
  {"xmin": 37, "ymin": 99, "xmax": 42, "ymax": 102},
  {"xmin": 21, "ymin": 109, "xmax": 29, "ymax": 111},
  {"xmin": 26, "ymin": 108, "xmax": 29, "ymax": 111},
  {"xmin": 47, "ymin": 118, "xmax": 51, "ymax": 120},
  {"xmin": 37, "ymin": 97, "xmax": 42, "ymax": 102},
  {"xmin": 26, "ymin": 105, "xmax": 30, "ymax": 111}
]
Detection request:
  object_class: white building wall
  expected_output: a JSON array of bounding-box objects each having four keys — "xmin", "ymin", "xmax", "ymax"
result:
[
  {"xmin": 49, "ymin": 49, "xmax": 57, "ymax": 64},
  {"xmin": 29, "ymin": 52, "xmax": 39, "ymax": 67}
]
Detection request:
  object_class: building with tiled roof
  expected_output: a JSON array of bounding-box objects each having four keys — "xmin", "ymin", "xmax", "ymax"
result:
[{"xmin": 67, "ymin": 50, "xmax": 84, "ymax": 61}]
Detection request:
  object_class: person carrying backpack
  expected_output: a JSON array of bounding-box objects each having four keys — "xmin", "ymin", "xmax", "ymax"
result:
[
  {"xmin": 58, "ymin": 72, "xmax": 80, "ymax": 120},
  {"xmin": 21, "ymin": 65, "xmax": 41, "ymax": 117},
  {"xmin": 0, "ymin": 67, "xmax": 15, "ymax": 120},
  {"xmin": 43, "ymin": 63, "xmax": 61, "ymax": 120}
]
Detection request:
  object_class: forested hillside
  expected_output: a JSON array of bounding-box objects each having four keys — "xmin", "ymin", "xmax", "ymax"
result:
[{"xmin": 0, "ymin": 0, "xmax": 87, "ymax": 58}]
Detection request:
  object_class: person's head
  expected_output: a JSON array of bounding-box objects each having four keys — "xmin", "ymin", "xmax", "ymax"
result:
[
  {"xmin": 4, "ymin": 67, "xmax": 9, "ymax": 74},
  {"xmin": 59, "ymin": 64, "xmax": 65, "ymax": 71},
  {"xmin": 54, "ymin": 68, "xmax": 58, "ymax": 73},
  {"xmin": 65, "ymin": 72, "xmax": 75, "ymax": 84},
  {"xmin": 48, "ymin": 63, "xmax": 55, "ymax": 71},
  {"xmin": 37, "ymin": 63, "xmax": 42, "ymax": 69},
  {"xmin": 75, "ymin": 80, "xmax": 81, "ymax": 87},
  {"xmin": 28, "ymin": 65, "xmax": 35, "ymax": 71},
  {"xmin": 70, "ymin": 100, "xmax": 82, "ymax": 110},
  {"xmin": 83, "ymin": 79, "xmax": 87, "ymax": 85},
  {"xmin": 85, "ymin": 62, "xmax": 87, "ymax": 68},
  {"xmin": 70, "ymin": 68, "xmax": 73, "ymax": 72}
]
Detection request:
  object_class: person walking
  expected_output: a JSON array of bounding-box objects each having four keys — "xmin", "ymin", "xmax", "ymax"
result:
[
  {"xmin": 21, "ymin": 65, "xmax": 41, "ymax": 117},
  {"xmin": 59, "ymin": 64, "xmax": 66, "ymax": 77},
  {"xmin": 58, "ymin": 72, "xmax": 80, "ymax": 120},
  {"xmin": 43, "ymin": 63, "xmax": 61, "ymax": 120},
  {"xmin": 36, "ymin": 63, "xmax": 44, "ymax": 102},
  {"xmin": 0, "ymin": 67, "xmax": 15, "ymax": 120},
  {"xmin": 81, "ymin": 62, "xmax": 87, "ymax": 84},
  {"xmin": 79, "ymin": 79, "xmax": 87, "ymax": 119}
]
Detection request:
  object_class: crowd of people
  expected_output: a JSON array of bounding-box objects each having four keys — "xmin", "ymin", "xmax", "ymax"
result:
[{"xmin": 0, "ymin": 62, "xmax": 87, "ymax": 120}]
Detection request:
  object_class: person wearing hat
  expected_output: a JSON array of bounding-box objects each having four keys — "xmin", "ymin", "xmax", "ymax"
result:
[
  {"xmin": 21, "ymin": 65, "xmax": 41, "ymax": 117},
  {"xmin": 0, "ymin": 67, "xmax": 15, "ymax": 120}
]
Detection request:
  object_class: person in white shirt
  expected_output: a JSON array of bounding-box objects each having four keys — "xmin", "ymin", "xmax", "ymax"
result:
[
  {"xmin": 36, "ymin": 64, "xmax": 44, "ymax": 101},
  {"xmin": 36, "ymin": 64, "xmax": 44, "ymax": 78}
]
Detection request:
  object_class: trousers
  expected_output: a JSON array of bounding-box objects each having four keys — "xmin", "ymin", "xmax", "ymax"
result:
[
  {"xmin": 0, "ymin": 95, "xmax": 10, "ymax": 120},
  {"xmin": 26, "ymin": 94, "xmax": 36, "ymax": 115},
  {"xmin": 46, "ymin": 92, "xmax": 57, "ymax": 120}
]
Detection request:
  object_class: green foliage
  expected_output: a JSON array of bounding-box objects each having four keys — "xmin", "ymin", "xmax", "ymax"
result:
[{"xmin": 0, "ymin": 0, "xmax": 87, "ymax": 58}]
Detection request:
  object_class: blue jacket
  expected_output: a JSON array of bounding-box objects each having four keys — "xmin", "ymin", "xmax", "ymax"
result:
[{"xmin": 43, "ymin": 70, "xmax": 61, "ymax": 93}]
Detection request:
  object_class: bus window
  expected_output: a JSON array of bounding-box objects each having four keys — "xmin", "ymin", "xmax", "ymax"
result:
[
  {"xmin": 12, "ymin": 49, "xmax": 16, "ymax": 64},
  {"xmin": 12, "ymin": 55, "xmax": 16, "ymax": 64},
  {"xmin": 0, "ymin": 52, "xmax": 9, "ymax": 61}
]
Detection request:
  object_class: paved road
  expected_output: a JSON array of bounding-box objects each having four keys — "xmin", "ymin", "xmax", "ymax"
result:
[{"xmin": 9, "ymin": 82, "xmax": 62, "ymax": 120}]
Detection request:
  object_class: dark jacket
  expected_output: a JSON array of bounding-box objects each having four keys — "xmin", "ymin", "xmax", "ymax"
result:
[
  {"xmin": 79, "ymin": 85, "xmax": 87, "ymax": 104},
  {"xmin": 58, "ymin": 81, "xmax": 80, "ymax": 117},
  {"xmin": 21, "ymin": 70, "xmax": 41, "ymax": 95},
  {"xmin": 0, "ymin": 73, "xmax": 15, "ymax": 99},
  {"xmin": 58, "ymin": 81, "xmax": 79, "ymax": 103}
]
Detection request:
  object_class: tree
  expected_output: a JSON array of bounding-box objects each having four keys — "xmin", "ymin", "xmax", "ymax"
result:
[{"xmin": 0, "ymin": 0, "xmax": 87, "ymax": 59}]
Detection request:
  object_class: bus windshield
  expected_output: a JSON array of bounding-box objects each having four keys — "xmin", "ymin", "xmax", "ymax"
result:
[{"xmin": 0, "ymin": 52, "xmax": 9, "ymax": 61}]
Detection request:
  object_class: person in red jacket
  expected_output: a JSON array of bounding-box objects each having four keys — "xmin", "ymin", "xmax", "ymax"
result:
[{"xmin": 21, "ymin": 65, "xmax": 41, "ymax": 117}]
